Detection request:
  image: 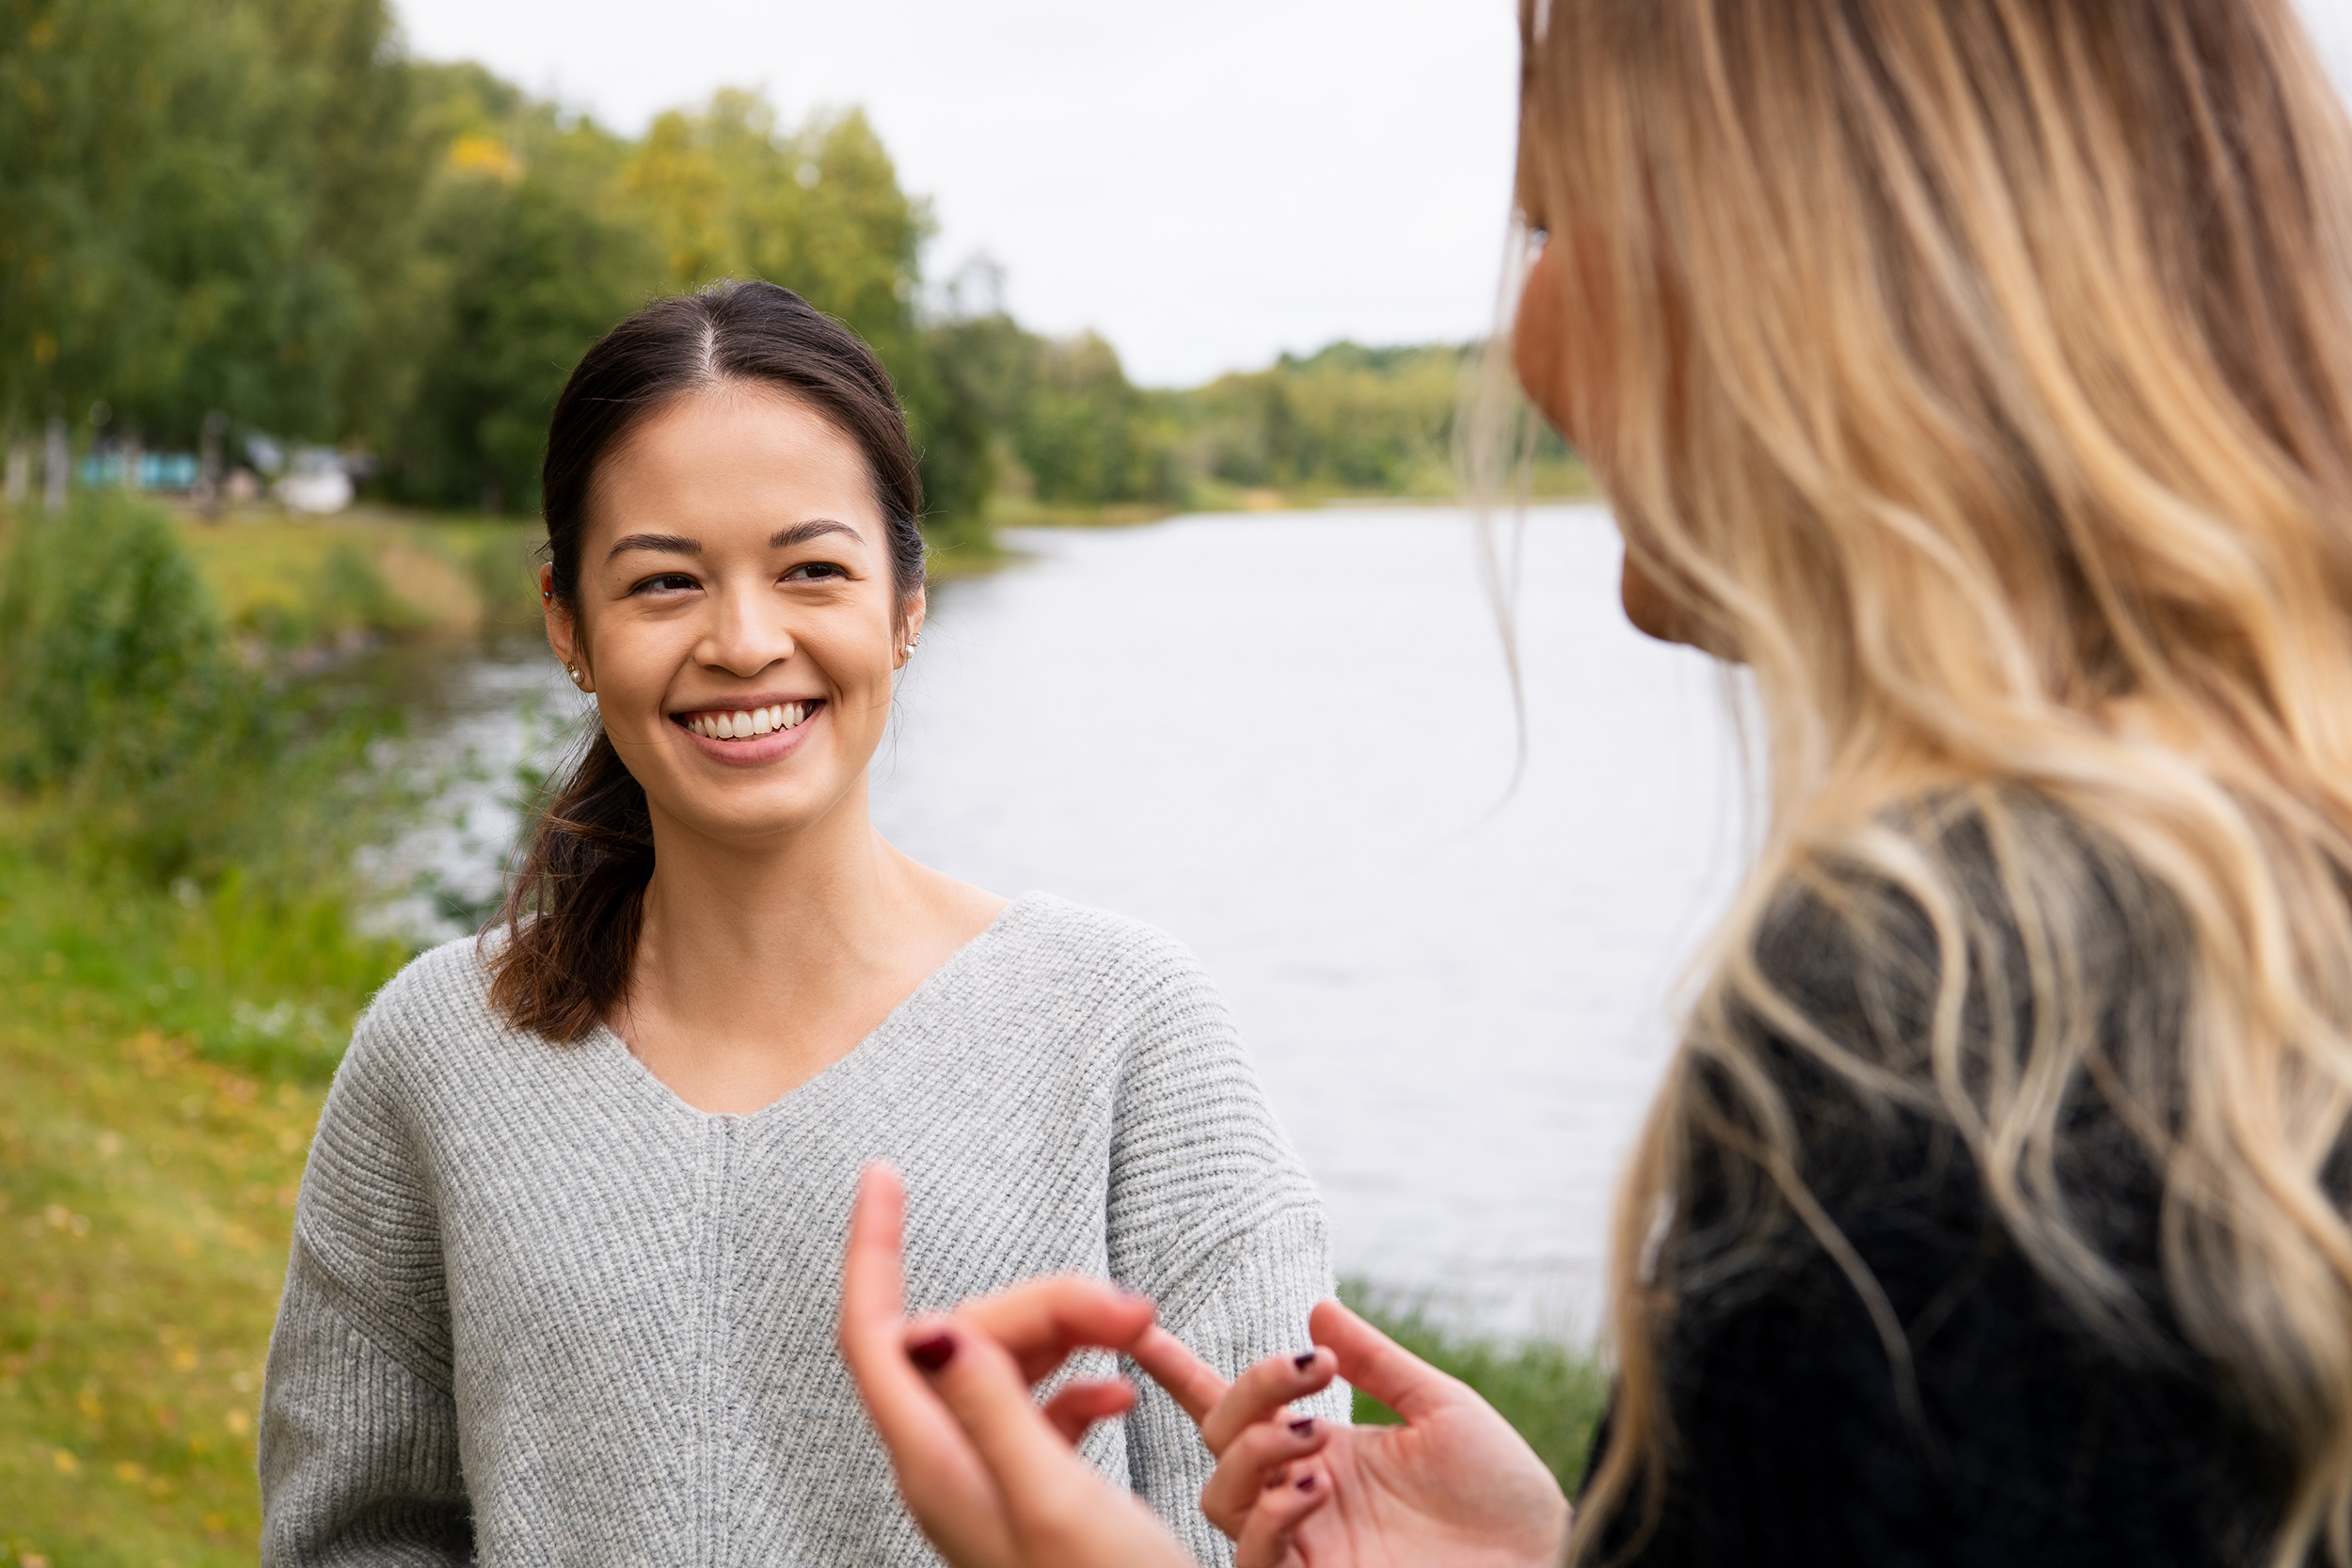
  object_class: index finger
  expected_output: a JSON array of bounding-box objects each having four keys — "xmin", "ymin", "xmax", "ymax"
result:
[
  {"xmin": 955, "ymin": 1277, "xmax": 1159, "ymax": 1383},
  {"xmin": 1127, "ymin": 1324, "xmax": 1231, "ymax": 1423},
  {"xmin": 841, "ymin": 1162, "xmax": 910, "ymax": 1352}
]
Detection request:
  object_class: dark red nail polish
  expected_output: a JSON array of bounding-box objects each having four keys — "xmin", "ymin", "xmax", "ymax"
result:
[
  {"xmin": 1289, "ymin": 1418, "xmax": 1314, "ymax": 1437},
  {"xmin": 1295, "ymin": 1473, "xmax": 1316, "ymax": 1493},
  {"xmin": 1264, "ymin": 1470, "xmax": 1288, "ymax": 1492},
  {"xmin": 907, "ymin": 1333, "xmax": 956, "ymax": 1371},
  {"xmin": 1292, "ymin": 1351, "xmax": 1318, "ymax": 1370}
]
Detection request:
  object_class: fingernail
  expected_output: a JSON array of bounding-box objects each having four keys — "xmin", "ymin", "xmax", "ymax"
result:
[
  {"xmin": 1289, "ymin": 1418, "xmax": 1314, "ymax": 1437},
  {"xmin": 1292, "ymin": 1351, "xmax": 1318, "ymax": 1370},
  {"xmin": 1263, "ymin": 1470, "xmax": 1289, "ymax": 1492},
  {"xmin": 1295, "ymin": 1473, "xmax": 1316, "ymax": 1493},
  {"xmin": 907, "ymin": 1333, "xmax": 956, "ymax": 1372}
]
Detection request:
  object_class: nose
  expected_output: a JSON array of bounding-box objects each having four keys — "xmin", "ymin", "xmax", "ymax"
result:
[{"xmin": 694, "ymin": 576, "xmax": 795, "ymax": 678}]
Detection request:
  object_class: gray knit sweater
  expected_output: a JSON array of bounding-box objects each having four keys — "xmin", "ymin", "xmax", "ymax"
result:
[{"xmin": 259, "ymin": 894, "xmax": 1342, "ymax": 1565}]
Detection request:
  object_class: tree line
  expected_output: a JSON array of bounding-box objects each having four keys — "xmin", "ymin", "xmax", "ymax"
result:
[{"xmin": 1, "ymin": 0, "xmax": 1565, "ymax": 536}]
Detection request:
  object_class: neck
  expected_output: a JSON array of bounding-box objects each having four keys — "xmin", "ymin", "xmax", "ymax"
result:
[
  {"xmin": 613, "ymin": 773, "xmax": 1005, "ymax": 1114},
  {"xmin": 634, "ymin": 777, "xmax": 914, "ymax": 993}
]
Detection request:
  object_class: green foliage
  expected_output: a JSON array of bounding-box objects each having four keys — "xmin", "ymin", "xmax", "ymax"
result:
[
  {"xmin": 919, "ymin": 319, "xmax": 1582, "ymax": 513},
  {"xmin": 0, "ymin": 0, "xmax": 424, "ymax": 442},
  {"xmin": 3, "ymin": 0, "xmax": 1560, "ymax": 550},
  {"xmin": 388, "ymin": 75, "xmax": 658, "ymax": 514},
  {"xmin": 0, "ymin": 497, "xmax": 408, "ymax": 986},
  {"xmin": 1182, "ymin": 342, "xmax": 1474, "ymax": 496},
  {"xmin": 1345, "ymin": 1283, "xmax": 1612, "ymax": 1495}
]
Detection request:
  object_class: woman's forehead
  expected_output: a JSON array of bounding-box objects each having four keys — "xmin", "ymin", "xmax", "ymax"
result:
[{"xmin": 588, "ymin": 389, "xmax": 882, "ymax": 555}]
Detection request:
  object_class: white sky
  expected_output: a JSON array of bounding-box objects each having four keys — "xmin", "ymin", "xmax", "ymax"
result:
[{"xmin": 396, "ymin": 0, "xmax": 2352, "ymax": 388}]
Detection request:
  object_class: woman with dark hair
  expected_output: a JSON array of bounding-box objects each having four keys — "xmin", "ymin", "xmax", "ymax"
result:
[{"xmin": 257, "ymin": 279, "xmax": 1341, "ymax": 1565}]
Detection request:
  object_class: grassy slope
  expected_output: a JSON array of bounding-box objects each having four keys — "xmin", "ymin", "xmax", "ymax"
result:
[
  {"xmin": 167, "ymin": 505, "xmax": 542, "ymax": 648},
  {"xmin": 0, "ymin": 865, "xmax": 361, "ymax": 1567}
]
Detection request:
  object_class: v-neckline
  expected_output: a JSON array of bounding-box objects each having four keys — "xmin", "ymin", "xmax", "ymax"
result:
[{"xmin": 583, "ymin": 893, "xmax": 1039, "ymax": 1128}]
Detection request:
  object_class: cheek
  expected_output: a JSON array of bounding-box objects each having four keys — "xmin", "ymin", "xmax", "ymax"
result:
[
  {"xmin": 806, "ymin": 611, "xmax": 903, "ymax": 704},
  {"xmin": 580, "ymin": 615, "xmax": 689, "ymax": 710}
]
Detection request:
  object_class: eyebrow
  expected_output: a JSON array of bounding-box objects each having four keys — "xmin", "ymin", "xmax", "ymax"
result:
[{"xmin": 604, "ymin": 519, "xmax": 862, "ymax": 563}]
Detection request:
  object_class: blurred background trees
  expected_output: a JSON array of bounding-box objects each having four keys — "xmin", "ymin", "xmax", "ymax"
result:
[{"xmin": 1, "ymin": 0, "xmax": 1574, "ymax": 536}]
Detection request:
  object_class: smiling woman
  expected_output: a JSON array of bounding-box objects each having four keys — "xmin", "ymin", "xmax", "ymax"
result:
[{"xmin": 254, "ymin": 280, "xmax": 1343, "ymax": 1566}]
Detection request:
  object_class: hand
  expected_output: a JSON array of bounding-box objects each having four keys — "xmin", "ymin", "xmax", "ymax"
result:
[
  {"xmin": 1133, "ymin": 1298, "xmax": 1571, "ymax": 1568},
  {"xmin": 839, "ymin": 1162, "xmax": 1198, "ymax": 1568}
]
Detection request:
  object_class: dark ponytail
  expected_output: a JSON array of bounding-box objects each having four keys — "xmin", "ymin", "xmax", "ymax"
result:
[{"xmin": 486, "ymin": 279, "xmax": 927, "ymax": 1042}]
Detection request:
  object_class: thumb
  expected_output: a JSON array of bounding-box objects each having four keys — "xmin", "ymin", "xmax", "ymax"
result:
[{"xmin": 1309, "ymin": 1298, "xmax": 1459, "ymax": 1423}]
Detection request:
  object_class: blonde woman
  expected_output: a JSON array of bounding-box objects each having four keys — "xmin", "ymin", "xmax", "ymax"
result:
[{"xmin": 838, "ymin": 1, "xmax": 2352, "ymax": 1565}]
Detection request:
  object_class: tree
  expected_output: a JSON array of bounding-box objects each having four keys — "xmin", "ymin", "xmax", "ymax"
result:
[
  {"xmin": 388, "ymin": 71, "xmax": 657, "ymax": 513},
  {"xmin": 0, "ymin": 0, "xmax": 423, "ymax": 449}
]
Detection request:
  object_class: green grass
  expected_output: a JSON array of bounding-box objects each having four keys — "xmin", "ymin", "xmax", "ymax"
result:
[
  {"xmin": 167, "ymin": 505, "xmax": 546, "ymax": 651},
  {"xmin": 0, "ymin": 842, "xmax": 400, "ymax": 1567},
  {"xmin": 1345, "ymin": 1283, "xmax": 1612, "ymax": 1496}
]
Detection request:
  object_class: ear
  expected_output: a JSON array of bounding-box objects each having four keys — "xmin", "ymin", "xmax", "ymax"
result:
[
  {"xmin": 542, "ymin": 563, "xmax": 592, "ymax": 692},
  {"xmin": 898, "ymin": 587, "xmax": 928, "ymax": 667}
]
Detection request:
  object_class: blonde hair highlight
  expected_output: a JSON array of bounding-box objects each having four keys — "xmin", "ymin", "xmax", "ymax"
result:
[{"xmin": 1496, "ymin": 3, "xmax": 2352, "ymax": 1561}]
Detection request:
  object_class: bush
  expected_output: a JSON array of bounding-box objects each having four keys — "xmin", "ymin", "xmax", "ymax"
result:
[
  {"xmin": 0, "ymin": 497, "xmax": 397, "ymax": 884},
  {"xmin": 0, "ymin": 497, "xmax": 412, "ymax": 1077}
]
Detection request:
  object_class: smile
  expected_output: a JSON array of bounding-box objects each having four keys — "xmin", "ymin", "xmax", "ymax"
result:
[{"xmin": 675, "ymin": 701, "xmax": 822, "ymax": 741}]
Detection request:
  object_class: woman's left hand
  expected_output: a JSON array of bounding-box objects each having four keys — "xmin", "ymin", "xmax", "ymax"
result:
[{"xmin": 839, "ymin": 1163, "xmax": 1215, "ymax": 1568}]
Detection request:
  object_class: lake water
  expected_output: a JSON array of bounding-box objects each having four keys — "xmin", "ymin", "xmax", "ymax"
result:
[{"xmin": 367, "ymin": 505, "xmax": 1751, "ymax": 1340}]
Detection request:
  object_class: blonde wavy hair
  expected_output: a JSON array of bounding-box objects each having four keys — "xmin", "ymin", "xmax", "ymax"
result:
[{"xmin": 1495, "ymin": 2, "xmax": 2352, "ymax": 1562}]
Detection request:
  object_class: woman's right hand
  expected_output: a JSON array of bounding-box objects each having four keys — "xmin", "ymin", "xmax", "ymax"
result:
[{"xmin": 1135, "ymin": 1298, "xmax": 1572, "ymax": 1568}]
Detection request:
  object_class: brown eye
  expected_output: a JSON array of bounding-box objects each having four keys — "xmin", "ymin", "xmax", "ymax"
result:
[
  {"xmin": 632, "ymin": 573, "xmax": 698, "ymax": 594},
  {"xmin": 783, "ymin": 562, "xmax": 847, "ymax": 581}
]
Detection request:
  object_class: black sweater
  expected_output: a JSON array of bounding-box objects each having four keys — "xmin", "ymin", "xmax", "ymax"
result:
[{"xmin": 1586, "ymin": 814, "xmax": 2294, "ymax": 1567}]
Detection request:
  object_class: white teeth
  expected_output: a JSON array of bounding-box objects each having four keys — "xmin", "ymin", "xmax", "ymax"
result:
[{"xmin": 687, "ymin": 703, "xmax": 813, "ymax": 739}]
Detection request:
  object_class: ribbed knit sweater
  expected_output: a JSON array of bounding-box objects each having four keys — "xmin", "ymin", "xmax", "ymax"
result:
[{"xmin": 258, "ymin": 894, "xmax": 1342, "ymax": 1566}]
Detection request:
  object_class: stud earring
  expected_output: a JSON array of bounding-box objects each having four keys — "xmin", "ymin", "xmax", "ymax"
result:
[{"xmin": 567, "ymin": 666, "xmax": 582, "ymax": 685}]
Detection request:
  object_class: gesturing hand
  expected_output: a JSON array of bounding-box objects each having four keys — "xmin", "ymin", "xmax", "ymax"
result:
[
  {"xmin": 1131, "ymin": 1298, "xmax": 1572, "ymax": 1568},
  {"xmin": 838, "ymin": 1163, "xmax": 1197, "ymax": 1568}
]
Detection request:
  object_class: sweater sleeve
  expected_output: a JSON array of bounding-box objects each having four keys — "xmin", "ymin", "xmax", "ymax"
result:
[
  {"xmin": 1101, "ymin": 932, "xmax": 1347, "ymax": 1567},
  {"xmin": 259, "ymin": 1001, "xmax": 471, "ymax": 1565}
]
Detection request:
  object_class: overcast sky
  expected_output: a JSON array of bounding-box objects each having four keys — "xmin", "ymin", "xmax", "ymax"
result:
[{"xmin": 396, "ymin": 0, "xmax": 2352, "ymax": 388}]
